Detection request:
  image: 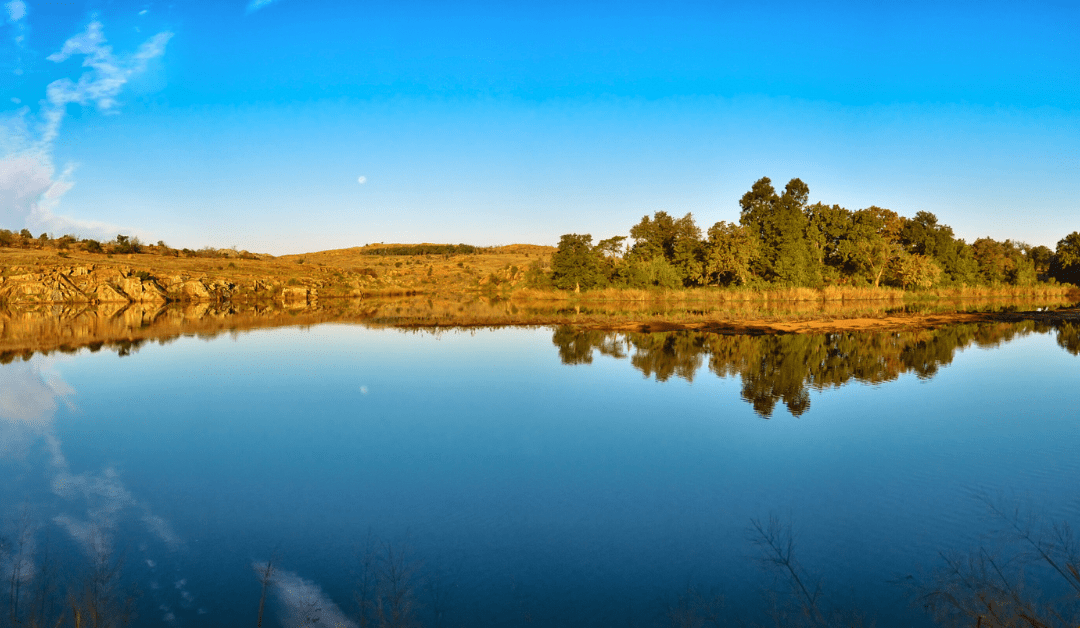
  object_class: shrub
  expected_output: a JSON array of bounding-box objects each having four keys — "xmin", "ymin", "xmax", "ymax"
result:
[{"xmin": 114, "ymin": 234, "xmax": 143, "ymax": 254}]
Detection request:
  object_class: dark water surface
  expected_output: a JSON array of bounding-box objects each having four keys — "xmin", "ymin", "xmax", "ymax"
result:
[{"xmin": 1, "ymin": 322, "xmax": 1079, "ymax": 627}]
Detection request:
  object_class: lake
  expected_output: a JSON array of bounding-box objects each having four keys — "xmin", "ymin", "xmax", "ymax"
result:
[{"xmin": 2, "ymin": 320, "xmax": 1079, "ymax": 627}]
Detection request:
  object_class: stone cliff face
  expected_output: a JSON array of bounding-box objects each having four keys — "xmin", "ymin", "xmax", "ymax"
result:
[{"xmin": 0, "ymin": 264, "xmax": 296, "ymax": 305}]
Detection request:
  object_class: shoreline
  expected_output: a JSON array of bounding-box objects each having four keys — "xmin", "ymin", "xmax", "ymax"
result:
[
  {"xmin": 2, "ymin": 247, "xmax": 1075, "ymax": 307},
  {"xmin": 2, "ymin": 296, "xmax": 1077, "ymax": 361}
]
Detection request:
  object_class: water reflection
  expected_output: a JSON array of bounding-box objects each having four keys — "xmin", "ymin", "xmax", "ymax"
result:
[
  {"xmin": 0, "ymin": 359, "xmax": 194, "ymax": 625},
  {"xmin": 2, "ymin": 321, "xmax": 1078, "ymax": 627},
  {"xmin": 2, "ymin": 296, "xmax": 1077, "ymax": 364},
  {"xmin": 552, "ymin": 321, "xmax": 1080, "ymax": 417}
]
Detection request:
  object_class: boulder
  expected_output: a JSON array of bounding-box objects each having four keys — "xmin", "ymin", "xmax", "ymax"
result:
[
  {"xmin": 179, "ymin": 280, "xmax": 211, "ymax": 300},
  {"xmin": 91, "ymin": 283, "xmax": 129, "ymax": 303},
  {"xmin": 118, "ymin": 277, "xmax": 167, "ymax": 303},
  {"xmin": 281, "ymin": 286, "xmax": 309, "ymax": 301}
]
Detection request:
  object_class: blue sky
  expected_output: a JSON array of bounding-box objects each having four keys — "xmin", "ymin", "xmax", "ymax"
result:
[{"xmin": 1, "ymin": 0, "xmax": 1077, "ymax": 254}]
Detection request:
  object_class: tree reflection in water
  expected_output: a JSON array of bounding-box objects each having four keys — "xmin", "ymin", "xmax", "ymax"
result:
[{"xmin": 552, "ymin": 321, "xmax": 1080, "ymax": 417}]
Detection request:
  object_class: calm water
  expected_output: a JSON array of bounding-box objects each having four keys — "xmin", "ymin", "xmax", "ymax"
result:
[{"xmin": 1, "ymin": 322, "xmax": 1079, "ymax": 627}]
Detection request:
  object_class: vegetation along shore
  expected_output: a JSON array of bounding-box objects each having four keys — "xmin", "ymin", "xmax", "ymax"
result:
[{"xmin": 2, "ymin": 178, "xmax": 1078, "ymax": 338}]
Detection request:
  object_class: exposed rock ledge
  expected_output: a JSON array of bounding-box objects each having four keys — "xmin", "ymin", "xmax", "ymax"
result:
[{"xmin": 0, "ymin": 264, "xmax": 311, "ymax": 305}]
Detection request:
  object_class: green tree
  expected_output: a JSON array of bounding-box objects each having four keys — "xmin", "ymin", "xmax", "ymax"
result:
[
  {"xmin": 739, "ymin": 177, "xmax": 820, "ymax": 286},
  {"xmin": 595, "ymin": 235, "xmax": 626, "ymax": 260},
  {"xmin": 703, "ymin": 221, "xmax": 759, "ymax": 286},
  {"xmin": 1050, "ymin": 231, "xmax": 1080, "ymax": 285},
  {"xmin": 670, "ymin": 213, "xmax": 704, "ymax": 285},
  {"xmin": 629, "ymin": 211, "xmax": 704, "ymax": 286},
  {"xmin": 899, "ymin": 212, "xmax": 977, "ymax": 285},
  {"xmin": 805, "ymin": 202, "xmax": 855, "ymax": 283},
  {"xmin": 890, "ymin": 252, "xmax": 943, "ymax": 289},
  {"xmin": 1026, "ymin": 244, "xmax": 1054, "ymax": 273},
  {"xmin": 550, "ymin": 233, "xmax": 604, "ymax": 291},
  {"xmin": 595, "ymin": 235, "xmax": 628, "ymax": 285},
  {"xmin": 624, "ymin": 256, "xmax": 683, "ymax": 289},
  {"xmin": 971, "ymin": 237, "xmax": 1013, "ymax": 284},
  {"xmin": 838, "ymin": 207, "xmax": 902, "ymax": 287},
  {"xmin": 628, "ymin": 211, "xmax": 676, "ymax": 261}
]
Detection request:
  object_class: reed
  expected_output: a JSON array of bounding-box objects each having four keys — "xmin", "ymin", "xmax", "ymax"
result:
[
  {"xmin": 512, "ymin": 285, "xmax": 910, "ymax": 303},
  {"xmin": 910, "ymin": 284, "xmax": 1077, "ymax": 299}
]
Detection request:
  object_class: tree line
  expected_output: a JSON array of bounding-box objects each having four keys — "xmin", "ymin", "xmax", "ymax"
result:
[
  {"xmin": 361, "ymin": 244, "xmax": 487, "ymax": 256},
  {"xmin": 549, "ymin": 177, "xmax": 1080, "ymax": 291},
  {"xmin": 0, "ymin": 228, "xmax": 259, "ymax": 259}
]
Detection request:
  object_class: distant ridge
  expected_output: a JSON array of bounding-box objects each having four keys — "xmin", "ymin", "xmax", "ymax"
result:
[{"xmin": 280, "ymin": 243, "xmax": 555, "ymax": 259}]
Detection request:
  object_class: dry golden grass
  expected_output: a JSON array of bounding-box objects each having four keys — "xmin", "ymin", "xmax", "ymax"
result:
[
  {"xmin": 913, "ymin": 284, "xmax": 1077, "ymax": 299},
  {"xmin": 2, "ymin": 244, "xmax": 1076, "ymax": 307}
]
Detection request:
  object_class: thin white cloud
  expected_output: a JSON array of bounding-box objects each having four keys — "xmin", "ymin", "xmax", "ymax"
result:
[
  {"xmin": 5, "ymin": 0, "xmax": 26, "ymax": 22},
  {"xmin": 357, "ymin": 175, "xmax": 367, "ymax": 184},
  {"xmin": 253, "ymin": 563, "xmax": 358, "ymax": 628},
  {"xmin": 1, "ymin": 358, "xmax": 182, "ymax": 562},
  {"xmin": 44, "ymin": 22, "xmax": 173, "ymax": 138},
  {"xmin": 0, "ymin": 363, "xmax": 62, "ymax": 461},
  {"xmin": 4, "ymin": 0, "xmax": 29, "ymax": 76},
  {"xmin": 246, "ymin": 0, "xmax": 282, "ymax": 13},
  {"xmin": 0, "ymin": 18, "xmax": 171, "ymax": 236}
]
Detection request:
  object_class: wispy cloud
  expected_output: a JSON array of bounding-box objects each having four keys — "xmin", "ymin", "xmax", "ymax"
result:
[
  {"xmin": 0, "ymin": 17, "xmax": 171, "ymax": 236},
  {"xmin": 246, "ymin": 0, "xmax": 283, "ymax": 13},
  {"xmin": 43, "ymin": 21, "xmax": 173, "ymax": 141},
  {"xmin": 1, "ymin": 359, "xmax": 183, "ymax": 559},
  {"xmin": 253, "ymin": 562, "xmax": 358, "ymax": 628},
  {"xmin": 4, "ymin": 0, "xmax": 29, "ymax": 76},
  {"xmin": 5, "ymin": 0, "xmax": 26, "ymax": 23}
]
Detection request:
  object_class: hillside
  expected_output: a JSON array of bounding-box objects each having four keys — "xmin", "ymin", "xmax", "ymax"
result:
[{"xmin": 0, "ymin": 244, "xmax": 555, "ymax": 306}]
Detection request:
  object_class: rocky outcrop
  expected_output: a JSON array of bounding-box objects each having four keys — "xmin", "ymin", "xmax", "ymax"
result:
[
  {"xmin": 118, "ymin": 276, "xmax": 168, "ymax": 302},
  {"xmin": 178, "ymin": 280, "xmax": 211, "ymax": 300},
  {"xmin": 281, "ymin": 286, "xmax": 310, "ymax": 301},
  {"xmin": 0, "ymin": 267, "xmax": 198, "ymax": 305},
  {"xmin": 89, "ymin": 283, "xmax": 128, "ymax": 302}
]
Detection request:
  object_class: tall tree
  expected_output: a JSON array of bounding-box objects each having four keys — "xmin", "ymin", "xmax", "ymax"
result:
[
  {"xmin": 703, "ymin": 221, "xmax": 759, "ymax": 286},
  {"xmin": 1025, "ymin": 245, "xmax": 1054, "ymax": 274},
  {"xmin": 805, "ymin": 202, "xmax": 854, "ymax": 275},
  {"xmin": 899, "ymin": 212, "xmax": 977, "ymax": 285},
  {"xmin": 551, "ymin": 233, "xmax": 603, "ymax": 291},
  {"xmin": 628, "ymin": 211, "xmax": 677, "ymax": 261},
  {"xmin": 629, "ymin": 211, "xmax": 704, "ymax": 286},
  {"xmin": 739, "ymin": 177, "xmax": 820, "ymax": 286},
  {"xmin": 838, "ymin": 207, "xmax": 903, "ymax": 287},
  {"xmin": 669, "ymin": 213, "xmax": 705, "ymax": 285},
  {"xmin": 1050, "ymin": 231, "xmax": 1080, "ymax": 285}
]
